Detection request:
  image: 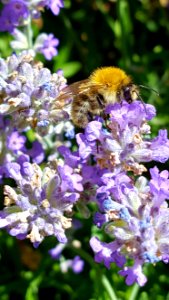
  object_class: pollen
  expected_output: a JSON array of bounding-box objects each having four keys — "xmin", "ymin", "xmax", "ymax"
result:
[{"xmin": 89, "ymin": 66, "xmax": 132, "ymax": 92}]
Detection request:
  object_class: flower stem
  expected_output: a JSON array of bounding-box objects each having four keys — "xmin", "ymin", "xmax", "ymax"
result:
[
  {"xmin": 129, "ymin": 283, "xmax": 140, "ymax": 300},
  {"xmin": 25, "ymin": 16, "xmax": 33, "ymax": 49},
  {"xmin": 101, "ymin": 274, "xmax": 119, "ymax": 300},
  {"xmin": 69, "ymin": 245, "xmax": 118, "ymax": 300}
]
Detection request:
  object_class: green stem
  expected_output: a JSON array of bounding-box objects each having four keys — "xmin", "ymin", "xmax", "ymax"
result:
[
  {"xmin": 129, "ymin": 283, "xmax": 140, "ymax": 300},
  {"xmin": 25, "ymin": 273, "xmax": 43, "ymax": 300},
  {"xmin": 69, "ymin": 245, "xmax": 118, "ymax": 300},
  {"xmin": 117, "ymin": 0, "xmax": 133, "ymax": 69},
  {"xmin": 101, "ymin": 274, "xmax": 119, "ymax": 300},
  {"xmin": 25, "ymin": 16, "xmax": 33, "ymax": 49},
  {"xmin": 0, "ymin": 133, "xmax": 8, "ymax": 165}
]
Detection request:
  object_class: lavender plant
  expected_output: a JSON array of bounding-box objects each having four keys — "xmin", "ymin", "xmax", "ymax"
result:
[{"xmin": 0, "ymin": 0, "xmax": 169, "ymax": 291}]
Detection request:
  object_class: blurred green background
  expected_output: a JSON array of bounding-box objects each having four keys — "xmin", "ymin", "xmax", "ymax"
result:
[{"xmin": 1, "ymin": 0, "xmax": 169, "ymax": 299}]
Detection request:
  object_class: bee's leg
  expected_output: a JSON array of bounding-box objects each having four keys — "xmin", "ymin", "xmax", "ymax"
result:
[
  {"xmin": 96, "ymin": 140, "xmax": 99, "ymax": 153},
  {"xmin": 100, "ymin": 110, "xmax": 107, "ymax": 120},
  {"xmin": 87, "ymin": 111, "xmax": 93, "ymax": 122},
  {"xmin": 96, "ymin": 93, "xmax": 109, "ymax": 125},
  {"xmin": 99, "ymin": 110, "xmax": 109, "ymax": 127},
  {"xmin": 96, "ymin": 93, "xmax": 105, "ymax": 108}
]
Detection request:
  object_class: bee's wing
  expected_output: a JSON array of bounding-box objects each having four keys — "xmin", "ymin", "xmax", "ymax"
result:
[{"xmin": 55, "ymin": 79, "xmax": 101, "ymax": 108}]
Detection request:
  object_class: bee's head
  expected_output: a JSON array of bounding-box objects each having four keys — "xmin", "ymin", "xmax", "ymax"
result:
[{"xmin": 122, "ymin": 84, "xmax": 139, "ymax": 103}]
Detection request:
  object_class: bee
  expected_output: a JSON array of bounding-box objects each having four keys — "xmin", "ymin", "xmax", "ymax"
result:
[{"xmin": 56, "ymin": 66, "xmax": 139, "ymax": 128}]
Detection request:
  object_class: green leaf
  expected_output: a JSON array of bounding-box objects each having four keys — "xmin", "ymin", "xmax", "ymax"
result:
[{"xmin": 61, "ymin": 61, "xmax": 82, "ymax": 78}]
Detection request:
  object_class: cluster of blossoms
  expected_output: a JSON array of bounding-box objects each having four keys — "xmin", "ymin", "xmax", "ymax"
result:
[
  {"xmin": 0, "ymin": 52, "xmax": 74, "ymax": 179},
  {"xmin": 11, "ymin": 30, "xmax": 60, "ymax": 60},
  {"xmin": 1, "ymin": 66, "xmax": 169, "ymax": 284},
  {"xmin": 57, "ymin": 101, "xmax": 169, "ymax": 285},
  {"xmin": 0, "ymin": 160, "xmax": 83, "ymax": 247},
  {"xmin": 1, "ymin": 0, "xmax": 169, "ymax": 288},
  {"xmin": 90, "ymin": 167, "xmax": 169, "ymax": 286},
  {"xmin": 49, "ymin": 235, "xmax": 85, "ymax": 273},
  {"xmin": 0, "ymin": 52, "xmax": 67, "ymax": 134},
  {"xmin": 76, "ymin": 101, "xmax": 169, "ymax": 173},
  {"xmin": 0, "ymin": 0, "xmax": 64, "ymax": 32},
  {"xmin": 0, "ymin": 117, "xmax": 45, "ymax": 181},
  {"xmin": 0, "ymin": 0, "xmax": 63, "ymax": 60}
]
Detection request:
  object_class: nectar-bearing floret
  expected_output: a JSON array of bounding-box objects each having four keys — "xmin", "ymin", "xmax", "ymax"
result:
[
  {"xmin": 0, "ymin": 55, "xmax": 169, "ymax": 287},
  {"xmin": 0, "ymin": 117, "xmax": 45, "ymax": 181},
  {"xmin": 11, "ymin": 29, "xmax": 60, "ymax": 60},
  {"xmin": 0, "ymin": 161, "xmax": 83, "ymax": 247},
  {"xmin": 33, "ymin": 33, "xmax": 60, "ymax": 60},
  {"xmin": 55, "ymin": 99, "xmax": 169, "ymax": 286},
  {"xmin": 0, "ymin": 52, "xmax": 68, "ymax": 135},
  {"xmin": 0, "ymin": 0, "xmax": 64, "ymax": 32},
  {"xmin": 90, "ymin": 167, "xmax": 169, "ymax": 286},
  {"xmin": 76, "ymin": 101, "xmax": 169, "ymax": 174}
]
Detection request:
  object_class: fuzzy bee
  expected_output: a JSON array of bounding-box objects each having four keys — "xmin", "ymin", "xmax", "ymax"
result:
[{"xmin": 56, "ymin": 66, "xmax": 140, "ymax": 128}]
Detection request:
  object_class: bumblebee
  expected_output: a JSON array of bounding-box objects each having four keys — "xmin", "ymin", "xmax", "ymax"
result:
[{"xmin": 56, "ymin": 67, "xmax": 139, "ymax": 127}]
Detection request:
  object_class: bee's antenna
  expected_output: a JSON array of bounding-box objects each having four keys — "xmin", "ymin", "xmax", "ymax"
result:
[
  {"xmin": 139, "ymin": 85, "xmax": 159, "ymax": 96},
  {"xmin": 135, "ymin": 91, "xmax": 147, "ymax": 113}
]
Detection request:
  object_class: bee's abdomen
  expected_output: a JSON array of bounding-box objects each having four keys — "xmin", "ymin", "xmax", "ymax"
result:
[
  {"xmin": 71, "ymin": 94, "xmax": 91, "ymax": 127},
  {"xmin": 71, "ymin": 93, "xmax": 105, "ymax": 127}
]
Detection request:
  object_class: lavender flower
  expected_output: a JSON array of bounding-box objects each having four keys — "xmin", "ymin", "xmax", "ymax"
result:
[
  {"xmin": 11, "ymin": 30, "xmax": 60, "ymax": 60},
  {"xmin": 46, "ymin": 0, "xmax": 64, "ymax": 15},
  {"xmin": 118, "ymin": 261, "xmax": 147, "ymax": 286},
  {"xmin": 0, "ymin": 161, "xmax": 83, "ymax": 247},
  {"xmin": 90, "ymin": 167, "xmax": 169, "ymax": 286},
  {"xmin": 0, "ymin": 116, "xmax": 45, "ymax": 179},
  {"xmin": 149, "ymin": 166, "xmax": 169, "ymax": 207},
  {"xmin": 0, "ymin": 52, "xmax": 67, "ymax": 135},
  {"xmin": 27, "ymin": 141, "xmax": 45, "ymax": 164},
  {"xmin": 49, "ymin": 243, "xmax": 65, "ymax": 259},
  {"xmin": 0, "ymin": 0, "xmax": 29, "ymax": 33},
  {"xmin": 6, "ymin": 130, "xmax": 26, "ymax": 152},
  {"xmin": 60, "ymin": 256, "xmax": 84, "ymax": 274},
  {"xmin": 49, "ymin": 243, "xmax": 84, "ymax": 273},
  {"xmin": 0, "ymin": 122, "xmax": 25, "ymax": 166},
  {"xmin": 76, "ymin": 101, "xmax": 169, "ymax": 175},
  {"xmin": 0, "ymin": 0, "xmax": 64, "ymax": 33},
  {"xmin": 0, "ymin": 2, "xmax": 169, "ymax": 286},
  {"xmin": 34, "ymin": 33, "xmax": 59, "ymax": 60},
  {"xmin": 47, "ymin": 98, "xmax": 169, "ymax": 285},
  {"xmin": 10, "ymin": 29, "xmax": 29, "ymax": 50}
]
